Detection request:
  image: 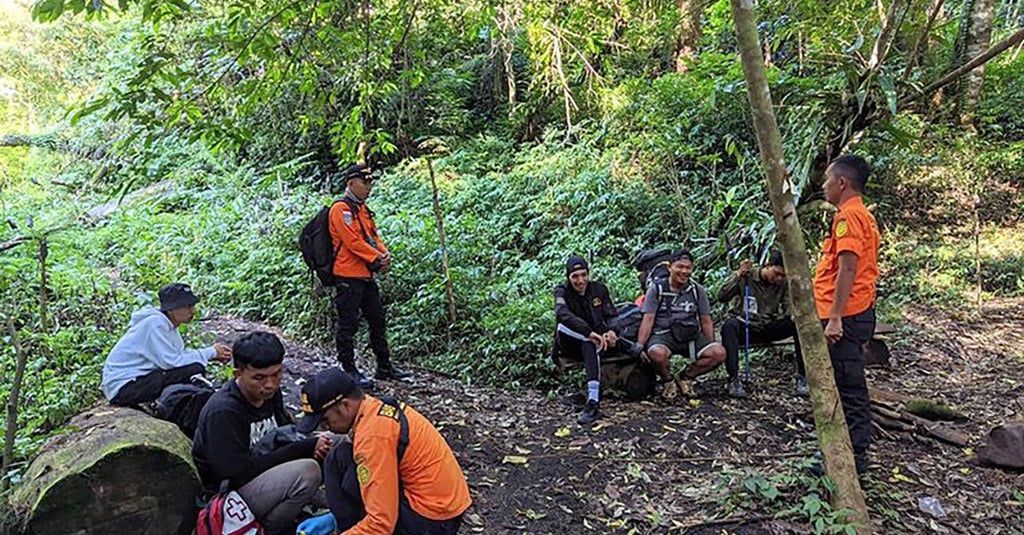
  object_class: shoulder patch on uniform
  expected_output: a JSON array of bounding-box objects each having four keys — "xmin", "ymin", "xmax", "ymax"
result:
[
  {"xmin": 377, "ymin": 403, "xmax": 400, "ymax": 421},
  {"xmin": 357, "ymin": 463, "xmax": 371, "ymax": 486},
  {"xmin": 342, "ymin": 209, "xmax": 353, "ymax": 225},
  {"xmin": 592, "ymin": 297, "xmax": 602, "ymax": 308},
  {"xmin": 835, "ymin": 220, "xmax": 848, "ymax": 238}
]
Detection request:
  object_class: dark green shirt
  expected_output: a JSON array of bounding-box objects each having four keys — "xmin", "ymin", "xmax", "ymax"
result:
[{"xmin": 716, "ymin": 269, "xmax": 789, "ymax": 328}]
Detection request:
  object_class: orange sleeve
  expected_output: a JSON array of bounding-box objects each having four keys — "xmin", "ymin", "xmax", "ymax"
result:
[
  {"xmin": 331, "ymin": 204, "xmax": 384, "ymax": 265},
  {"xmin": 833, "ymin": 214, "xmax": 865, "ymax": 258},
  {"xmin": 343, "ymin": 426, "xmax": 400, "ymax": 535}
]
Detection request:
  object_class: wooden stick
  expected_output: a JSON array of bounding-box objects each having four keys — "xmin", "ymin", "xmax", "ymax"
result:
[{"xmin": 2, "ymin": 316, "xmax": 28, "ymax": 491}]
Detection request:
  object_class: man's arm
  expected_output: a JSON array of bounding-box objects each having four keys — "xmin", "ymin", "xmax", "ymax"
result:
[
  {"xmin": 824, "ymin": 252, "xmax": 858, "ymax": 344},
  {"xmin": 716, "ymin": 260, "xmax": 751, "ymax": 304},
  {"xmin": 343, "ymin": 432, "xmax": 401, "ymax": 535},
  {"xmin": 700, "ymin": 314, "xmax": 715, "ymax": 340},
  {"xmin": 141, "ymin": 319, "xmax": 214, "ymax": 368},
  {"xmin": 637, "ymin": 314, "xmax": 655, "ymax": 347},
  {"xmin": 554, "ymin": 286, "xmax": 595, "ymax": 337}
]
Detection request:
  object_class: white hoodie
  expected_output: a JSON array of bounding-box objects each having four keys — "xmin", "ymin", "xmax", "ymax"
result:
[{"xmin": 100, "ymin": 305, "xmax": 215, "ymax": 400}]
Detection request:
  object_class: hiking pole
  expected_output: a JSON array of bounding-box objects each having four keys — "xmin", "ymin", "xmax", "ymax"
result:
[{"xmin": 743, "ymin": 271, "xmax": 751, "ymax": 381}]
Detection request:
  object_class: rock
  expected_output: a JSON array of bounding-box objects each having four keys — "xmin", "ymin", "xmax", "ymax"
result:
[
  {"xmin": 976, "ymin": 422, "xmax": 1024, "ymax": 470},
  {"xmin": 8, "ymin": 406, "xmax": 200, "ymax": 534}
]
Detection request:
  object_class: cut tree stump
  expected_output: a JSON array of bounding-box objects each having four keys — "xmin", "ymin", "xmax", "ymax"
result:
[{"xmin": 8, "ymin": 406, "xmax": 200, "ymax": 535}]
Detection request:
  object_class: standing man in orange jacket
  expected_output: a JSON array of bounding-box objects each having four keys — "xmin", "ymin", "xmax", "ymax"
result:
[
  {"xmin": 297, "ymin": 368, "xmax": 472, "ymax": 534},
  {"xmin": 330, "ymin": 163, "xmax": 411, "ymax": 389}
]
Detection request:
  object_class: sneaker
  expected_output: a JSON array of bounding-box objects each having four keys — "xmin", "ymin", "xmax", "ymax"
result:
[
  {"xmin": 795, "ymin": 376, "xmax": 809, "ymax": 397},
  {"xmin": 349, "ymin": 370, "xmax": 376, "ymax": 390},
  {"xmin": 677, "ymin": 378, "xmax": 696, "ymax": 398},
  {"xmin": 661, "ymin": 379, "xmax": 680, "ymax": 401},
  {"xmin": 375, "ymin": 364, "xmax": 413, "ymax": 381},
  {"xmin": 727, "ymin": 378, "xmax": 748, "ymax": 398},
  {"xmin": 189, "ymin": 373, "xmax": 214, "ymax": 389},
  {"xmin": 577, "ymin": 400, "xmax": 601, "ymax": 425}
]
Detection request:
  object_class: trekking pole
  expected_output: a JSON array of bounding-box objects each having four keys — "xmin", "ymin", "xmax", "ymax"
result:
[{"xmin": 743, "ymin": 272, "xmax": 751, "ymax": 381}]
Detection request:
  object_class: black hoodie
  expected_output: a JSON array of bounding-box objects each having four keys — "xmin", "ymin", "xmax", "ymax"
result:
[{"xmin": 553, "ymin": 279, "xmax": 618, "ymax": 337}]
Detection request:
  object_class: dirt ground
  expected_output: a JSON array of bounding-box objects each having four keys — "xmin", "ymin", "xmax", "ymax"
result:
[{"xmin": 203, "ymin": 297, "xmax": 1024, "ymax": 534}]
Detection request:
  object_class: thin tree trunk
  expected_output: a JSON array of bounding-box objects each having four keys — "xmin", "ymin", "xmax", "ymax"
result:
[
  {"xmin": 425, "ymin": 158, "xmax": 457, "ymax": 324},
  {"xmin": 902, "ymin": 0, "xmax": 945, "ymax": 80},
  {"xmin": 3, "ymin": 316, "xmax": 28, "ymax": 490},
  {"xmin": 974, "ymin": 193, "xmax": 982, "ymax": 314},
  {"xmin": 38, "ymin": 238, "xmax": 49, "ymax": 337},
  {"xmin": 674, "ymin": 0, "xmax": 708, "ymax": 73},
  {"xmin": 961, "ymin": 0, "xmax": 994, "ymax": 123},
  {"xmin": 730, "ymin": 1, "xmax": 872, "ymax": 531}
]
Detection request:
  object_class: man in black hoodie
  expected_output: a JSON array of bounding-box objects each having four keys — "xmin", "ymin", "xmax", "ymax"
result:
[
  {"xmin": 192, "ymin": 331, "xmax": 331, "ymax": 535},
  {"xmin": 554, "ymin": 255, "xmax": 641, "ymax": 424}
]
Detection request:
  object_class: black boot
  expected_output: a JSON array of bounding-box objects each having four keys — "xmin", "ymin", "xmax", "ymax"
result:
[
  {"xmin": 577, "ymin": 400, "xmax": 601, "ymax": 425},
  {"xmin": 375, "ymin": 363, "xmax": 413, "ymax": 381}
]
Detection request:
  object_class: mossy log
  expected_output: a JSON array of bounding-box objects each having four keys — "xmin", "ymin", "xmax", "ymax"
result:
[{"xmin": 8, "ymin": 406, "xmax": 200, "ymax": 535}]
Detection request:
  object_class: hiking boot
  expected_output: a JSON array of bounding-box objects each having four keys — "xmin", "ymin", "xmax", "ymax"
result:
[
  {"xmin": 348, "ymin": 370, "xmax": 376, "ymax": 390},
  {"xmin": 795, "ymin": 376, "xmax": 809, "ymax": 397},
  {"xmin": 577, "ymin": 400, "xmax": 601, "ymax": 425},
  {"xmin": 375, "ymin": 364, "xmax": 413, "ymax": 381},
  {"xmin": 677, "ymin": 378, "xmax": 696, "ymax": 398},
  {"xmin": 190, "ymin": 373, "xmax": 214, "ymax": 389},
  {"xmin": 661, "ymin": 379, "xmax": 680, "ymax": 401},
  {"xmin": 727, "ymin": 378, "xmax": 748, "ymax": 399}
]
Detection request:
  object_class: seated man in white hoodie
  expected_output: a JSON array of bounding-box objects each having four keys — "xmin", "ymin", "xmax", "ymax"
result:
[{"xmin": 102, "ymin": 283, "xmax": 232, "ymax": 406}]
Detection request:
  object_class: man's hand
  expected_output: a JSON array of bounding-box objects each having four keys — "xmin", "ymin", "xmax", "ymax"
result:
[
  {"xmin": 602, "ymin": 330, "xmax": 618, "ymax": 346},
  {"xmin": 737, "ymin": 259, "xmax": 752, "ymax": 278},
  {"xmin": 588, "ymin": 332, "xmax": 608, "ymax": 351},
  {"xmin": 824, "ymin": 317, "xmax": 843, "ymax": 345},
  {"xmin": 380, "ymin": 252, "xmax": 392, "ymax": 268},
  {"xmin": 213, "ymin": 343, "xmax": 233, "ymax": 363},
  {"xmin": 638, "ymin": 350, "xmax": 651, "ymax": 364},
  {"xmin": 313, "ymin": 435, "xmax": 333, "ymax": 461}
]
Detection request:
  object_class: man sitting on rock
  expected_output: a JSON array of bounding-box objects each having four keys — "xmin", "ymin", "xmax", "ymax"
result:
[
  {"xmin": 101, "ymin": 282, "xmax": 231, "ymax": 406},
  {"xmin": 554, "ymin": 254, "xmax": 642, "ymax": 424},
  {"xmin": 717, "ymin": 251, "xmax": 804, "ymax": 398},
  {"xmin": 636, "ymin": 249, "xmax": 726, "ymax": 399},
  {"xmin": 192, "ymin": 331, "xmax": 331, "ymax": 535}
]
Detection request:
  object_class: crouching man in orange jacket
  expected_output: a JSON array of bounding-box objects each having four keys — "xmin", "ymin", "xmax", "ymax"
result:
[{"xmin": 297, "ymin": 368, "xmax": 472, "ymax": 534}]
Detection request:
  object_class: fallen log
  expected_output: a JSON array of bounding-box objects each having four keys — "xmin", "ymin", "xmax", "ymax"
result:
[
  {"xmin": 868, "ymin": 388, "xmax": 970, "ymax": 447},
  {"xmin": 8, "ymin": 405, "xmax": 200, "ymax": 535}
]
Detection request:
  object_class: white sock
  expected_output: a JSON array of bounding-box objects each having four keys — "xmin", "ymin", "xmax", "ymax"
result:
[{"xmin": 587, "ymin": 380, "xmax": 600, "ymax": 403}]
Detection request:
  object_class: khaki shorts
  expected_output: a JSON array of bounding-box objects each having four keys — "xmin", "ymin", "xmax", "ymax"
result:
[{"xmin": 647, "ymin": 331, "xmax": 721, "ymax": 359}]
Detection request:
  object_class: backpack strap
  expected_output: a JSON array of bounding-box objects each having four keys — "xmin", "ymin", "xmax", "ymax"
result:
[{"xmin": 378, "ymin": 395, "xmax": 409, "ymax": 462}]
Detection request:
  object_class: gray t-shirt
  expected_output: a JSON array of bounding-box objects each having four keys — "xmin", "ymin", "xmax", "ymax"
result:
[{"xmin": 641, "ymin": 281, "xmax": 711, "ymax": 332}]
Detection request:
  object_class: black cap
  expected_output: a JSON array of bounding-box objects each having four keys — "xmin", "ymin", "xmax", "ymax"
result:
[
  {"xmin": 342, "ymin": 163, "xmax": 374, "ymax": 181},
  {"xmin": 296, "ymin": 368, "xmax": 357, "ymax": 433},
  {"xmin": 158, "ymin": 283, "xmax": 200, "ymax": 312},
  {"xmin": 566, "ymin": 254, "xmax": 589, "ymax": 277},
  {"xmin": 670, "ymin": 249, "xmax": 694, "ymax": 263},
  {"xmin": 767, "ymin": 250, "xmax": 784, "ymax": 268}
]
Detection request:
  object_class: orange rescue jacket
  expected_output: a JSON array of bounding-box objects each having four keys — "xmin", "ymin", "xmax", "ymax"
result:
[{"xmin": 329, "ymin": 195, "xmax": 388, "ymax": 280}]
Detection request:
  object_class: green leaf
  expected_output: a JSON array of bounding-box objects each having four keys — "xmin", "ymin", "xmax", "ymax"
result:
[{"xmin": 879, "ymin": 73, "xmax": 897, "ymax": 115}]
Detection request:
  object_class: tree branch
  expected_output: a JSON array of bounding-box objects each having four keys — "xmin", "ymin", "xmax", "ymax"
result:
[{"xmin": 902, "ymin": 26, "xmax": 1024, "ymax": 105}]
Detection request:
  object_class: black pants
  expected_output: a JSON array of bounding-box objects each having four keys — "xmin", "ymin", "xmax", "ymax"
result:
[
  {"xmin": 557, "ymin": 331, "xmax": 633, "ymax": 382},
  {"xmin": 822, "ymin": 308, "xmax": 875, "ymax": 455},
  {"xmin": 334, "ymin": 278, "xmax": 391, "ymax": 372},
  {"xmin": 720, "ymin": 317, "xmax": 802, "ymax": 379},
  {"xmin": 109, "ymin": 362, "xmax": 205, "ymax": 406},
  {"xmin": 324, "ymin": 441, "xmax": 464, "ymax": 535}
]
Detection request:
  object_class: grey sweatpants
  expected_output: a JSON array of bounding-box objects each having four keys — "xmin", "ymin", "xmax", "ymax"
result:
[{"xmin": 238, "ymin": 459, "xmax": 322, "ymax": 535}]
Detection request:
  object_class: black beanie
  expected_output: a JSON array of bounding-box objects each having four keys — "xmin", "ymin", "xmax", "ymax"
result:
[{"xmin": 566, "ymin": 254, "xmax": 589, "ymax": 277}]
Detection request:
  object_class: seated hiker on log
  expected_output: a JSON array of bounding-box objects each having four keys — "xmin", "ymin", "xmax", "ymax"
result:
[
  {"xmin": 554, "ymin": 254, "xmax": 644, "ymax": 424},
  {"xmin": 637, "ymin": 249, "xmax": 726, "ymax": 400},
  {"xmin": 101, "ymin": 282, "xmax": 232, "ymax": 407},
  {"xmin": 298, "ymin": 368, "xmax": 472, "ymax": 535},
  {"xmin": 717, "ymin": 251, "xmax": 806, "ymax": 399},
  {"xmin": 192, "ymin": 331, "xmax": 330, "ymax": 535}
]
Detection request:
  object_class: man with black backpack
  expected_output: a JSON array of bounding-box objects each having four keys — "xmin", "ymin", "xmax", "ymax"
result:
[
  {"xmin": 298, "ymin": 368, "xmax": 472, "ymax": 534},
  {"xmin": 314, "ymin": 163, "xmax": 411, "ymax": 389},
  {"xmin": 636, "ymin": 249, "xmax": 726, "ymax": 400}
]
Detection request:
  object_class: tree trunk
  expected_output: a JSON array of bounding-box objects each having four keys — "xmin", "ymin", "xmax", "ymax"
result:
[
  {"xmin": 729, "ymin": 1, "xmax": 872, "ymax": 532},
  {"xmin": 674, "ymin": 0, "xmax": 708, "ymax": 73},
  {"xmin": 960, "ymin": 0, "xmax": 994, "ymax": 122},
  {"xmin": 8, "ymin": 406, "xmax": 200, "ymax": 535},
  {"xmin": 2, "ymin": 317, "xmax": 28, "ymax": 491},
  {"xmin": 425, "ymin": 158, "xmax": 457, "ymax": 324}
]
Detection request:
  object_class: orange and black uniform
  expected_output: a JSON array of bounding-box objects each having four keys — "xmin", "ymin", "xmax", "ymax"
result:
[
  {"xmin": 813, "ymin": 195, "xmax": 881, "ymax": 455},
  {"xmin": 324, "ymin": 396, "xmax": 472, "ymax": 534},
  {"xmin": 328, "ymin": 192, "xmax": 392, "ymax": 373}
]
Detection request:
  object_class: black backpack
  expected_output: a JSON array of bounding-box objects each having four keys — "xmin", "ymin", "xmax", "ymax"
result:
[
  {"xmin": 299, "ymin": 200, "xmax": 346, "ymax": 286},
  {"xmin": 632, "ymin": 249, "xmax": 671, "ymax": 293},
  {"xmin": 155, "ymin": 383, "xmax": 215, "ymax": 439}
]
